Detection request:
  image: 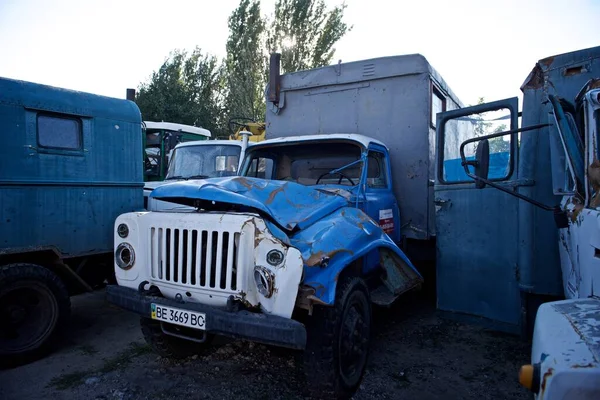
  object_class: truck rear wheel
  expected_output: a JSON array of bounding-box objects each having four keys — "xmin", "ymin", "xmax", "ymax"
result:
[
  {"xmin": 304, "ymin": 276, "xmax": 372, "ymax": 399},
  {"xmin": 0, "ymin": 263, "xmax": 70, "ymax": 366},
  {"xmin": 140, "ymin": 317, "xmax": 213, "ymax": 359}
]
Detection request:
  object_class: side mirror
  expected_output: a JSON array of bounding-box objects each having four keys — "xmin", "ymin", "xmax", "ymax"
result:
[{"xmin": 474, "ymin": 139, "xmax": 490, "ymax": 189}]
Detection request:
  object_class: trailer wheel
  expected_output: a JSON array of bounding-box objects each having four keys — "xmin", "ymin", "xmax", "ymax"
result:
[
  {"xmin": 0, "ymin": 263, "xmax": 70, "ymax": 366},
  {"xmin": 304, "ymin": 276, "xmax": 372, "ymax": 399},
  {"xmin": 140, "ymin": 318, "xmax": 213, "ymax": 359}
]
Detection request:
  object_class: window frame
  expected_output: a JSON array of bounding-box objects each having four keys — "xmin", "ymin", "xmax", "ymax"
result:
[
  {"xmin": 36, "ymin": 112, "xmax": 83, "ymax": 153},
  {"xmin": 430, "ymin": 81, "xmax": 447, "ymax": 129},
  {"xmin": 366, "ymin": 150, "xmax": 389, "ymax": 189},
  {"xmin": 436, "ymin": 98, "xmax": 518, "ymax": 185}
]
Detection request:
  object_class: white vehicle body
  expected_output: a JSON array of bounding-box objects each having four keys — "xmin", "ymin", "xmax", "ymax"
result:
[
  {"xmin": 523, "ymin": 87, "xmax": 600, "ymax": 398},
  {"xmin": 530, "ymin": 298, "xmax": 600, "ymax": 400},
  {"xmin": 144, "ymin": 121, "xmax": 212, "ymax": 138},
  {"xmin": 114, "ymin": 210, "xmax": 303, "ymax": 318}
]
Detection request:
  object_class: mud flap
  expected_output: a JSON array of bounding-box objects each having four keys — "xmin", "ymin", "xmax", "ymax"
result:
[{"xmin": 371, "ymin": 249, "xmax": 423, "ymax": 307}]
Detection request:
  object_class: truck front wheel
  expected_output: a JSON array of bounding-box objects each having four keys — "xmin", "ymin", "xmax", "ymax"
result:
[
  {"xmin": 304, "ymin": 276, "xmax": 372, "ymax": 399},
  {"xmin": 140, "ymin": 318, "xmax": 213, "ymax": 359},
  {"xmin": 0, "ymin": 263, "xmax": 71, "ymax": 366}
]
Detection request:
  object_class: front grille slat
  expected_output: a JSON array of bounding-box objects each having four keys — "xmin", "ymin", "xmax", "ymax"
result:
[
  {"xmin": 205, "ymin": 230, "xmax": 214, "ymax": 288},
  {"xmin": 186, "ymin": 229, "xmax": 193, "ymax": 285},
  {"xmin": 214, "ymin": 232, "xmax": 223, "ymax": 289},
  {"xmin": 150, "ymin": 226, "xmax": 242, "ymax": 292},
  {"xmin": 225, "ymin": 232, "xmax": 234, "ymax": 290}
]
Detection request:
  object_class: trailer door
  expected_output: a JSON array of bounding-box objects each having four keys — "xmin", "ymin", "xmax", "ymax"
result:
[{"xmin": 434, "ymin": 98, "xmax": 522, "ymax": 333}]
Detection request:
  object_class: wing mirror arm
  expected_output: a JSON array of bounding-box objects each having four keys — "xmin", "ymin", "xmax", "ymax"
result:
[{"xmin": 458, "ymin": 122, "xmax": 568, "ymax": 229}]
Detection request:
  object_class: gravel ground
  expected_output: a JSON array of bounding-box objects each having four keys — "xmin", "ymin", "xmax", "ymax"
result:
[{"xmin": 0, "ymin": 289, "xmax": 531, "ymax": 400}]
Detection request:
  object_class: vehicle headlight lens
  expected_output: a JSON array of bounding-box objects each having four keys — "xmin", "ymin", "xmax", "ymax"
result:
[
  {"xmin": 266, "ymin": 249, "xmax": 284, "ymax": 266},
  {"xmin": 115, "ymin": 243, "xmax": 135, "ymax": 270},
  {"xmin": 254, "ymin": 266, "xmax": 274, "ymax": 298},
  {"xmin": 117, "ymin": 223, "xmax": 129, "ymax": 238}
]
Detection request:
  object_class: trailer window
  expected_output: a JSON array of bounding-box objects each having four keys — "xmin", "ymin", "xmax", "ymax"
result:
[{"xmin": 37, "ymin": 114, "xmax": 82, "ymax": 150}]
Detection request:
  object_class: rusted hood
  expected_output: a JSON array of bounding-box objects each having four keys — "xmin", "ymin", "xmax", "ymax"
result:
[{"xmin": 149, "ymin": 176, "xmax": 348, "ymax": 232}]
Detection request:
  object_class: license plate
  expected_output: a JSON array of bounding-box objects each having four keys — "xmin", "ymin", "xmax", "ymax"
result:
[{"xmin": 151, "ymin": 303, "xmax": 206, "ymax": 330}]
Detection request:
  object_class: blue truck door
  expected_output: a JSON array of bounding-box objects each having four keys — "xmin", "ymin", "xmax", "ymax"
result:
[
  {"xmin": 364, "ymin": 145, "xmax": 400, "ymax": 243},
  {"xmin": 434, "ymin": 97, "xmax": 522, "ymax": 333}
]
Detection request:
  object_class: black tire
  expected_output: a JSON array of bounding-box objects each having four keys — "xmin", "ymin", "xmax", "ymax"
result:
[
  {"xmin": 0, "ymin": 263, "xmax": 71, "ymax": 366},
  {"xmin": 304, "ymin": 277, "xmax": 372, "ymax": 399},
  {"xmin": 140, "ymin": 317, "xmax": 214, "ymax": 359}
]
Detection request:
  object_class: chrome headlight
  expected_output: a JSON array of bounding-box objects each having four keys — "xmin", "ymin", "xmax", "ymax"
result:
[
  {"xmin": 254, "ymin": 265, "xmax": 274, "ymax": 298},
  {"xmin": 115, "ymin": 243, "xmax": 135, "ymax": 270},
  {"xmin": 266, "ymin": 249, "xmax": 284, "ymax": 266},
  {"xmin": 117, "ymin": 223, "xmax": 129, "ymax": 238}
]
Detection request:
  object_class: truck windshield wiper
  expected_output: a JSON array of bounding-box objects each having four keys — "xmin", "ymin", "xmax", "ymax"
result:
[{"xmin": 165, "ymin": 174, "xmax": 210, "ymax": 180}]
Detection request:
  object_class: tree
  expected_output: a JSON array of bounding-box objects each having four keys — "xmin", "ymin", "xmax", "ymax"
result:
[
  {"xmin": 135, "ymin": 47, "xmax": 224, "ymax": 135},
  {"xmin": 266, "ymin": 0, "xmax": 351, "ymax": 73},
  {"xmin": 224, "ymin": 0, "xmax": 266, "ymax": 124}
]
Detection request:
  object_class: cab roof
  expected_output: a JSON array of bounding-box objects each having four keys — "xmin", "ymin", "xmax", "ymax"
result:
[
  {"xmin": 144, "ymin": 121, "xmax": 211, "ymax": 137},
  {"xmin": 248, "ymin": 133, "xmax": 388, "ymax": 150}
]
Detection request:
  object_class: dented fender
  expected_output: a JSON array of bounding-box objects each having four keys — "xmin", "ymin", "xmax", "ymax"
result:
[{"xmin": 290, "ymin": 207, "xmax": 422, "ymax": 305}]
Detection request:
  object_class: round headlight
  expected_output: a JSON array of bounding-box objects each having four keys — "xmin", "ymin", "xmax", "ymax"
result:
[
  {"xmin": 253, "ymin": 266, "xmax": 274, "ymax": 298},
  {"xmin": 266, "ymin": 249, "xmax": 284, "ymax": 266},
  {"xmin": 115, "ymin": 243, "xmax": 135, "ymax": 270},
  {"xmin": 117, "ymin": 223, "xmax": 129, "ymax": 238}
]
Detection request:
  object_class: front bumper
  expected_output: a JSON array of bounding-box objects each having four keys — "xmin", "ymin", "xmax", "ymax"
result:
[{"xmin": 106, "ymin": 285, "xmax": 306, "ymax": 350}]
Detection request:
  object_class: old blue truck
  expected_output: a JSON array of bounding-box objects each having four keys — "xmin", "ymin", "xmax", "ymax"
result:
[
  {"xmin": 436, "ymin": 47, "xmax": 600, "ymax": 399},
  {"xmin": 0, "ymin": 77, "xmax": 144, "ymax": 365},
  {"xmin": 106, "ymin": 53, "xmax": 463, "ymax": 398}
]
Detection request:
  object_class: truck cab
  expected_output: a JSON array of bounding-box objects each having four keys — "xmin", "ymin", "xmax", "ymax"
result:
[
  {"xmin": 144, "ymin": 139, "xmax": 248, "ymax": 211},
  {"xmin": 107, "ymin": 133, "xmax": 422, "ymax": 399}
]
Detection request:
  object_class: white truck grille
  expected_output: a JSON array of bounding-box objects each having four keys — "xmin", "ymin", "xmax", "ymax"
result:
[{"xmin": 149, "ymin": 227, "xmax": 241, "ymax": 291}]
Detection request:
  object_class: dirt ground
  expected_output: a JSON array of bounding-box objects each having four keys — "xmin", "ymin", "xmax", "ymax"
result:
[{"xmin": 0, "ymin": 289, "xmax": 531, "ymax": 400}]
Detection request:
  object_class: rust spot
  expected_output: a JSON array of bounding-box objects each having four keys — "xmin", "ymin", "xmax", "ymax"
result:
[
  {"xmin": 306, "ymin": 294, "xmax": 328, "ymax": 306},
  {"xmin": 233, "ymin": 177, "xmax": 253, "ymax": 189},
  {"xmin": 572, "ymin": 363, "xmax": 595, "ymax": 368},
  {"xmin": 565, "ymin": 66, "xmax": 584, "ymax": 77},
  {"xmin": 589, "ymin": 159, "xmax": 600, "ymax": 208},
  {"xmin": 305, "ymin": 248, "xmax": 354, "ymax": 267},
  {"xmin": 522, "ymin": 64, "xmax": 544, "ymax": 90},
  {"xmin": 540, "ymin": 367, "xmax": 554, "ymax": 393},
  {"xmin": 590, "ymin": 79, "xmax": 600, "ymax": 90},
  {"xmin": 265, "ymin": 185, "xmax": 285, "ymax": 205},
  {"xmin": 540, "ymin": 56, "xmax": 555, "ymax": 68}
]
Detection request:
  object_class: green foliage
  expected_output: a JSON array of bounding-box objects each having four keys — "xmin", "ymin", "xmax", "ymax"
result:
[
  {"xmin": 135, "ymin": 47, "xmax": 224, "ymax": 136},
  {"xmin": 225, "ymin": 0, "xmax": 266, "ymax": 125},
  {"xmin": 266, "ymin": 0, "xmax": 351, "ymax": 73},
  {"xmin": 135, "ymin": 0, "xmax": 350, "ymax": 135}
]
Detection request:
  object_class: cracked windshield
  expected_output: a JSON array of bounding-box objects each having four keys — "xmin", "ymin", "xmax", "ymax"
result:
[{"xmin": 166, "ymin": 144, "xmax": 240, "ymax": 180}]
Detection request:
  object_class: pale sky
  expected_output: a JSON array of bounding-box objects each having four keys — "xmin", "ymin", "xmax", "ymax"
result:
[{"xmin": 0, "ymin": 0, "xmax": 598, "ymax": 108}]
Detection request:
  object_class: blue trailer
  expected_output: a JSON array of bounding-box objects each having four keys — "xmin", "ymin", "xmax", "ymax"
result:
[{"xmin": 0, "ymin": 77, "xmax": 144, "ymax": 364}]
